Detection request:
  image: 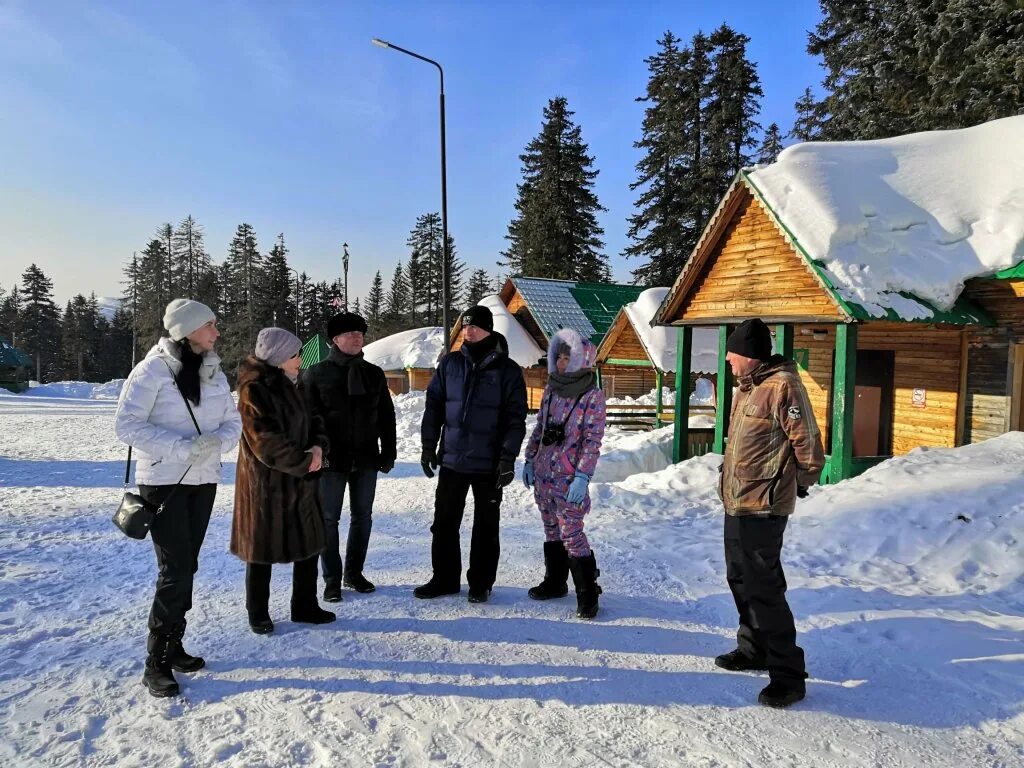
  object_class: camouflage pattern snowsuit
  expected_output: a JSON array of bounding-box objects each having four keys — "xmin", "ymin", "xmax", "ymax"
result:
[{"xmin": 524, "ymin": 329, "xmax": 607, "ymax": 557}]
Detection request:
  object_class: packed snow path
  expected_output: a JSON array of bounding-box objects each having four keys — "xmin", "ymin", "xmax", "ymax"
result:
[{"xmin": 1, "ymin": 393, "xmax": 1022, "ymax": 767}]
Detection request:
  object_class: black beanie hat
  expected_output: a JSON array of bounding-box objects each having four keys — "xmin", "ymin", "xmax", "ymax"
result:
[
  {"xmin": 327, "ymin": 312, "xmax": 368, "ymax": 338},
  {"xmin": 461, "ymin": 305, "xmax": 494, "ymax": 333},
  {"xmin": 726, "ymin": 319, "xmax": 773, "ymax": 361}
]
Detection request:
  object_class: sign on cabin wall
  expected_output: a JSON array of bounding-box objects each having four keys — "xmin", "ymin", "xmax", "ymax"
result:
[{"xmin": 912, "ymin": 388, "xmax": 927, "ymax": 408}]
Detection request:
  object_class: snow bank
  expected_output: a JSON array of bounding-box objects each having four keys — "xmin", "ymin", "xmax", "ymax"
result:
[
  {"xmin": 20, "ymin": 380, "xmax": 125, "ymax": 400},
  {"xmin": 477, "ymin": 294, "xmax": 545, "ymax": 368},
  {"xmin": 624, "ymin": 288, "xmax": 718, "ymax": 373},
  {"xmin": 748, "ymin": 115, "xmax": 1024, "ymax": 317},
  {"xmin": 364, "ymin": 327, "xmax": 444, "ymax": 371},
  {"xmin": 607, "ymin": 384, "xmax": 717, "ymax": 412},
  {"xmin": 592, "ymin": 427, "xmax": 675, "ymax": 483}
]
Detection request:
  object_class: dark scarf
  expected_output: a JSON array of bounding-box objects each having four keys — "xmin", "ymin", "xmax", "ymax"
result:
[
  {"xmin": 548, "ymin": 368, "xmax": 596, "ymax": 399},
  {"xmin": 464, "ymin": 333, "xmax": 499, "ymax": 365},
  {"xmin": 175, "ymin": 340, "xmax": 203, "ymax": 405},
  {"xmin": 330, "ymin": 346, "xmax": 369, "ymax": 396}
]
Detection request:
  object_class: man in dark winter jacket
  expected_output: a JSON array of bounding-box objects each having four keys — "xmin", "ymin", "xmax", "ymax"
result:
[
  {"xmin": 304, "ymin": 312, "xmax": 397, "ymax": 600},
  {"xmin": 416, "ymin": 304, "xmax": 528, "ymax": 603},
  {"xmin": 714, "ymin": 318, "xmax": 824, "ymax": 709}
]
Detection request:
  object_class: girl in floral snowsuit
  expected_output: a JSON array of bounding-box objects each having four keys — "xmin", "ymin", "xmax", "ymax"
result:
[{"xmin": 523, "ymin": 328, "xmax": 607, "ymax": 619}]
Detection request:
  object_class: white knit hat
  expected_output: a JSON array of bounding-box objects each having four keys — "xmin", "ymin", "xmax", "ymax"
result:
[{"xmin": 163, "ymin": 299, "xmax": 216, "ymax": 341}]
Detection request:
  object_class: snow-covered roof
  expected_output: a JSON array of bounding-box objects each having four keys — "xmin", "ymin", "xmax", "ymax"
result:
[
  {"xmin": 363, "ymin": 327, "xmax": 444, "ymax": 371},
  {"xmin": 746, "ymin": 115, "xmax": 1024, "ymax": 319},
  {"xmin": 622, "ymin": 288, "xmax": 718, "ymax": 373},
  {"xmin": 478, "ymin": 294, "xmax": 545, "ymax": 367}
]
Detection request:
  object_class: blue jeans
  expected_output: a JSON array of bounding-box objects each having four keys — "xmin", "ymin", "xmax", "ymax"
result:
[{"xmin": 319, "ymin": 468, "xmax": 378, "ymax": 583}]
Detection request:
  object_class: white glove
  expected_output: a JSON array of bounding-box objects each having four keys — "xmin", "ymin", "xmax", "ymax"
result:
[{"xmin": 187, "ymin": 434, "xmax": 222, "ymax": 463}]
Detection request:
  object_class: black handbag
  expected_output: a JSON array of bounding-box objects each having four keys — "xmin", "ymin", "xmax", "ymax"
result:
[{"xmin": 112, "ymin": 379, "xmax": 202, "ymax": 539}]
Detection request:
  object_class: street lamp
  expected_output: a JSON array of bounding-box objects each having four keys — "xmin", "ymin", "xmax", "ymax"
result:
[{"xmin": 372, "ymin": 37, "xmax": 451, "ymax": 348}]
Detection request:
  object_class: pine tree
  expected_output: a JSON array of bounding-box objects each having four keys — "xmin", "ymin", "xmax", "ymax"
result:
[
  {"xmin": 18, "ymin": 264, "xmax": 61, "ymax": 382},
  {"xmin": 219, "ymin": 223, "xmax": 266, "ymax": 373},
  {"xmin": 133, "ymin": 238, "xmax": 172, "ymax": 352},
  {"xmin": 803, "ymin": 1, "xmax": 1023, "ymax": 140},
  {"xmin": 365, "ymin": 270, "xmax": 385, "ymax": 336},
  {"xmin": 171, "ymin": 215, "xmax": 211, "ymax": 300},
  {"xmin": 790, "ymin": 87, "xmax": 825, "ymax": 142},
  {"xmin": 383, "ymin": 262, "xmax": 411, "ymax": 333},
  {"xmin": 265, "ymin": 233, "xmax": 295, "ymax": 331},
  {"xmin": 407, "ymin": 213, "xmax": 466, "ymax": 325},
  {"xmin": 705, "ymin": 25, "xmax": 762, "ymax": 190},
  {"xmin": 100, "ymin": 305, "xmax": 134, "ymax": 381},
  {"xmin": 0, "ymin": 283, "xmax": 20, "ymax": 345},
  {"xmin": 59, "ymin": 294, "xmax": 102, "ymax": 381},
  {"xmin": 463, "ymin": 269, "xmax": 494, "ymax": 308},
  {"xmin": 501, "ymin": 96, "xmax": 609, "ymax": 283},
  {"xmin": 757, "ymin": 123, "xmax": 785, "ymax": 164}
]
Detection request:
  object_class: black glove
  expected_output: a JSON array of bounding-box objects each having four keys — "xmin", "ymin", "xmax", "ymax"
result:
[
  {"xmin": 378, "ymin": 459, "xmax": 395, "ymax": 474},
  {"xmin": 421, "ymin": 446, "xmax": 438, "ymax": 479},
  {"xmin": 496, "ymin": 458, "xmax": 515, "ymax": 489},
  {"xmin": 797, "ymin": 485, "xmax": 809, "ymax": 499}
]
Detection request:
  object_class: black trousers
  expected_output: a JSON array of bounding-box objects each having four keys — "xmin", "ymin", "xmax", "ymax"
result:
[
  {"xmin": 319, "ymin": 468, "xmax": 378, "ymax": 583},
  {"xmin": 430, "ymin": 467, "xmax": 503, "ymax": 590},
  {"xmin": 724, "ymin": 513, "xmax": 807, "ymax": 684},
  {"xmin": 139, "ymin": 483, "xmax": 217, "ymax": 634},
  {"xmin": 245, "ymin": 555, "xmax": 319, "ymax": 620}
]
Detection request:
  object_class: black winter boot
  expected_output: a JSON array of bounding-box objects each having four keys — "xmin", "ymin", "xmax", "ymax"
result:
[
  {"xmin": 758, "ymin": 680, "xmax": 806, "ymax": 708},
  {"xmin": 143, "ymin": 633, "xmax": 180, "ymax": 698},
  {"xmin": 292, "ymin": 555, "xmax": 336, "ymax": 624},
  {"xmin": 528, "ymin": 541, "xmax": 570, "ymax": 601},
  {"xmin": 168, "ymin": 621, "xmax": 205, "ymax": 673},
  {"xmin": 413, "ymin": 578, "xmax": 461, "ymax": 599},
  {"xmin": 568, "ymin": 552, "xmax": 602, "ymax": 620},
  {"xmin": 323, "ymin": 579, "xmax": 343, "ymax": 603}
]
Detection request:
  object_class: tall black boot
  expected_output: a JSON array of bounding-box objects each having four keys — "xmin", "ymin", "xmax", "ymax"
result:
[
  {"xmin": 143, "ymin": 633, "xmax": 180, "ymax": 698},
  {"xmin": 168, "ymin": 620, "xmax": 205, "ymax": 672},
  {"xmin": 568, "ymin": 552, "xmax": 603, "ymax": 620},
  {"xmin": 291, "ymin": 556, "xmax": 337, "ymax": 624},
  {"xmin": 528, "ymin": 541, "xmax": 570, "ymax": 600},
  {"xmin": 245, "ymin": 563, "xmax": 274, "ymax": 635}
]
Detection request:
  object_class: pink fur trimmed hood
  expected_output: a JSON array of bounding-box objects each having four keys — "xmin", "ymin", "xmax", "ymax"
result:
[{"xmin": 547, "ymin": 328, "xmax": 596, "ymax": 374}]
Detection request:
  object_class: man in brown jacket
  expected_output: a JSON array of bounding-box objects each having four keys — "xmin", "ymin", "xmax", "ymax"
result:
[{"xmin": 714, "ymin": 318, "xmax": 825, "ymax": 708}]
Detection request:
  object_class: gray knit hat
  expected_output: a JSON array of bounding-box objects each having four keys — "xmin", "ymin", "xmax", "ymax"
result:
[
  {"xmin": 255, "ymin": 327, "xmax": 302, "ymax": 367},
  {"xmin": 163, "ymin": 299, "xmax": 216, "ymax": 341}
]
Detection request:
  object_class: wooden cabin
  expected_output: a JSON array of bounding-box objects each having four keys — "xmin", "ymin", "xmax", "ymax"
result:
[
  {"xmin": 596, "ymin": 286, "xmax": 719, "ymax": 417},
  {"xmin": 453, "ymin": 277, "xmax": 646, "ymax": 408},
  {"xmin": 362, "ymin": 327, "xmax": 442, "ymax": 395},
  {"xmin": 654, "ymin": 170, "xmax": 1007, "ymax": 482}
]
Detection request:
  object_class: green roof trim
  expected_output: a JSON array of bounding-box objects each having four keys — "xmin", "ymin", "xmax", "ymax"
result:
[
  {"xmin": 300, "ymin": 334, "xmax": 331, "ymax": 369},
  {"xmin": 568, "ymin": 282, "xmax": 645, "ymax": 342},
  {"xmin": 993, "ymin": 261, "xmax": 1024, "ymax": 280},
  {"xmin": 741, "ymin": 171, "xmax": 993, "ymax": 327}
]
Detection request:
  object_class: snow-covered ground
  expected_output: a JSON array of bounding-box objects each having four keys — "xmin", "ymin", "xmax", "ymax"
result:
[{"xmin": 1, "ymin": 390, "xmax": 1023, "ymax": 767}]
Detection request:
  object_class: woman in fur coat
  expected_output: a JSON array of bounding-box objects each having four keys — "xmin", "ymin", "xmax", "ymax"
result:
[
  {"xmin": 231, "ymin": 327, "xmax": 334, "ymax": 634},
  {"xmin": 522, "ymin": 328, "xmax": 607, "ymax": 619}
]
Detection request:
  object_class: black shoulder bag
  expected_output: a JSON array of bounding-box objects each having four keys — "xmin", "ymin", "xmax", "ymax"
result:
[{"xmin": 112, "ymin": 381, "xmax": 203, "ymax": 539}]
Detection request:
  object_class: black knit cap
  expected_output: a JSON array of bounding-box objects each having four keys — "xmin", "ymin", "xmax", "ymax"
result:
[
  {"xmin": 461, "ymin": 305, "xmax": 494, "ymax": 333},
  {"xmin": 726, "ymin": 319, "xmax": 773, "ymax": 361},
  {"xmin": 327, "ymin": 312, "xmax": 368, "ymax": 338}
]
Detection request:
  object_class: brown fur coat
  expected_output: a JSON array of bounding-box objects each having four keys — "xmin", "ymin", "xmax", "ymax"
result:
[{"xmin": 231, "ymin": 357, "xmax": 329, "ymax": 564}]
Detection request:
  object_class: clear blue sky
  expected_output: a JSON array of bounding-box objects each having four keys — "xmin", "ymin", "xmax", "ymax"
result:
[{"xmin": 0, "ymin": 0, "xmax": 823, "ymax": 306}]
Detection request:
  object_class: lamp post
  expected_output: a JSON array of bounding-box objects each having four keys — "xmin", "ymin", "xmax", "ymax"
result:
[
  {"xmin": 371, "ymin": 37, "xmax": 451, "ymax": 348},
  {"xmin": 342, "ymin": 242, "xmax": 350, "ymax": 312}
]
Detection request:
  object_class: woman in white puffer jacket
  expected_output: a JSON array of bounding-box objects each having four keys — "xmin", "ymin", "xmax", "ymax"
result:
[{"xmin": 114, "ymin": 299, "xmax": 241, "ymax": 698}]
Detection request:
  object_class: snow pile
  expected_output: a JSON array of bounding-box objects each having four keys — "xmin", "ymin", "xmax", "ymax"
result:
[
  {"xmin": 749, "ymin": 115, "xmax": 1024, "ymax": 317},
  {"xmin": 476, "ymin": 294, "xmax": 545, "ymax": 368},
  {"xmin": 364, "ymin": 327, "xmax": 444, "ymax": 371},
  {"xmin": 21, "ymin": 379, "xmax": 125, "ymax": 400},
  {"xmin": 624, "ymin": 288, "xmax": 718, "ymax": 373},
  {"xmin": 592, "ymin": 426, "xmax": 675, "ymax": 483},
  {"xmin": 606, "ymin": 384, "xmax": 717, "ymax": 418}
]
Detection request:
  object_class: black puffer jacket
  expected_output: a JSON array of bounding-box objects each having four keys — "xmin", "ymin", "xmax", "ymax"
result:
[
  {"xmin": 303, "ymin": 347, "xmax": 397, "ymax": 472},
  {"xmin": 421, "ymin": 331, "xmax": 527, "ymax": 475}
]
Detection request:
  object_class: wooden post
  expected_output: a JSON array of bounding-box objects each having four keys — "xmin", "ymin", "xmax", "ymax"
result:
[
  {"xmin": 830, "ymin": 323, "xmax": 858, "ymax": 482},
  {"xmin": 775, "ymin": 323, "xmax": 793, "ymax": 359},
  {"xmin": 672, "ymin": 327, "xmax": 692, "ymax": 463},
  {"xmin": 655, "ymin": 368, "xmax": 664, "ymax": 429},
  {"xmin": 713, "ymin": 325, "xmax": 733, "ymax": 454}
]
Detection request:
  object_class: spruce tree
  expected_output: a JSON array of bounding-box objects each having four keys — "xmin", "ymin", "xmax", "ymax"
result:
[
  {"xmin": 171, "ymin": 215, "xmax": 215, "ymax": 305},
  {"xmin": 407, "ymin": 213, "xmax": 465, "ymax": 325},
  {"xmin": 790, "ymin": 87, "xmax": 825, "ymax": 141},
  {"xmin": 383, "ymin": 263, "xmax": 411, "ymax": 333},
  {"xmin": 18, "ymin": 264, "xmax": 61, "ymax": 381},
  {"xmin": 100, "ymin": 305, "xmax": 134, "ymax": 381},
  {"xmin": 365, "ymin": 270, "xmax": 385, "ymax": 334},
  {"xmin": 463, "ymin": 269, "xmax": 494, "ymax": 308},
  {"xmin": 265, "ymin": 233, "xmax": 294, "ymax": 331},
  {"xmin": 705, "ymin": 25, "xmax": 762, "ymax": 189},
  {"xmin": 757, "ymin": 123, "xmax": 785, "ymax": 164},
  {"xmin": 60, "ymin": 294, "xmax": 102, "ymax": 381},
  {"xmin": 220, "ymin": 223, "xmax": 265, "ymax": 373},
  {"xmin": 501, "ymin": 96, "xmax": 609, "ymax": 283},
  {"xmin": 0, "ymin": 284, "xmax": 20, "ymax": 345},
  {"xmin": 134, "ymin": 238, "xmax": 172, "ymax": 351}
]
